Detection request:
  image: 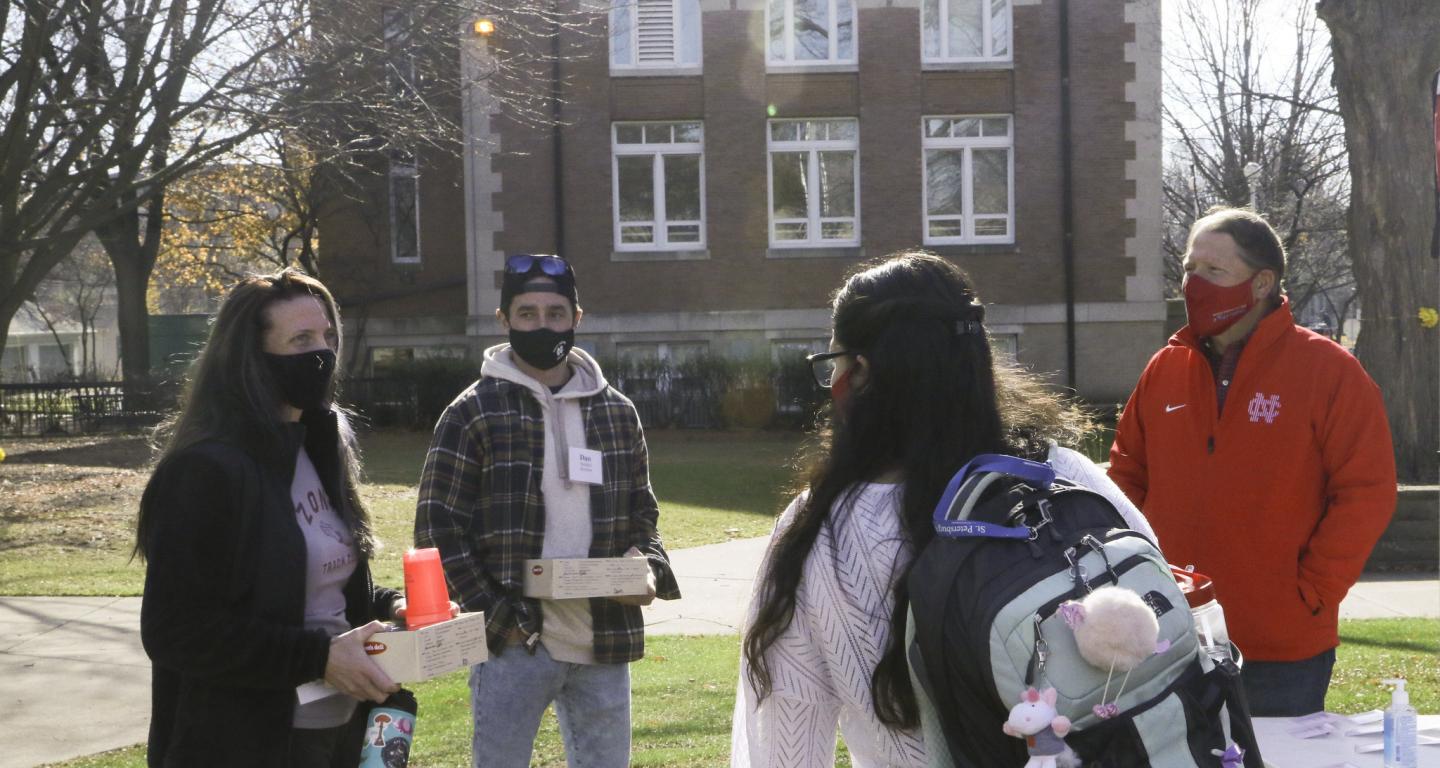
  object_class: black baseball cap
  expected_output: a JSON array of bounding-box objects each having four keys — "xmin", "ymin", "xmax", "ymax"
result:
[{"xmin": 500, "ymin": 254, "xmax": 578, "ymax": 312}]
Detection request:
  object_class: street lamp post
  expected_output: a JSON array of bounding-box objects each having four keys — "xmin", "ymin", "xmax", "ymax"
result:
[{"xmin": 1242, "ymin": 161, "xmax": 1262, "ymax": 210}]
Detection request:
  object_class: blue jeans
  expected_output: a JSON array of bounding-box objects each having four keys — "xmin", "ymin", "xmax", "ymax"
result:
[
  {"xmin": 469, "ymin": 644, "xmax": 631, "ymax": 768},
  {"xmin": 1241, "ymin": 648, "xmax": 1336, "ymax": 716}
]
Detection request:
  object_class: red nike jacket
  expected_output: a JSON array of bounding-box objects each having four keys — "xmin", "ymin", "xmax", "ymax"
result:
[{"xmin": 1108, "ymin": 299, "xmax": 1396, "ymax": 662}]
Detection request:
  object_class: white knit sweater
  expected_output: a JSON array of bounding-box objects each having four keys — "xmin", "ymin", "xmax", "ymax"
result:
[{"xmin": 731, "ymin": 482, "xmax": 928, "ymax": 768}]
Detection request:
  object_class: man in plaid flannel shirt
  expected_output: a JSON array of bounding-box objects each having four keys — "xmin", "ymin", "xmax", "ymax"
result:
[{"xmin": 415, "ymin": 254, "xmax": 680, "ymax": 767}]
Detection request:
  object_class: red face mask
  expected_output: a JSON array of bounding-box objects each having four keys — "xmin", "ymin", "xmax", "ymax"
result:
[
  {"xmin": 830, "ymin": 366, "xmax": 855, "ymax": 412},
  {"xmin": 1182, "ymin": 273, "xmax": 1258, "ymax": 338}
]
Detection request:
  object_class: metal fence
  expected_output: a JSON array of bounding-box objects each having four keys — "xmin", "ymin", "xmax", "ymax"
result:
[
  {"xmin": 0, "ymin": 369, "xmax": 820, "ymax": 438},
  {"xmin": 343, "ymin": 372, "xmax": 818, "ymax": 432},
  {"xmin": 0, "ymin": 381, "xmax": 176, "ymax": 437},
  {"xmin": 610, "ymin": 374, "xmax": 726, "ymax": 430}
]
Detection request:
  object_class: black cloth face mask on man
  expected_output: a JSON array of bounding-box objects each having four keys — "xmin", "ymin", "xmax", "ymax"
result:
[{"xmin": 508, "ymin": 327, "xmax": 574, "ymax": 371}]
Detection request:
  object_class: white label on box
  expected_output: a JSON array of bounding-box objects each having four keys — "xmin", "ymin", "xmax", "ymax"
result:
[
  {"xmin": 295, "ymin": 614, "xmax": 488, "ymax": 704},
  {"xmin": 524, "ymin": 557, "xmax": 651, "ymax": 599},
  {"xmin": 569, "ymin": 447, "xmax": 603, "ymax": 485}
]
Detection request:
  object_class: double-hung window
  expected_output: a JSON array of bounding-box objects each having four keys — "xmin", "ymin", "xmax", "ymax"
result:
[
  {"xmin": 922, "ymin": 115, "xmax": 1013, "ymax": 244},
  {"xmin": 388, "ymin": 163, "xmax": 420, "ymax": 264},
  {"xmin": 612, "ymin": 122, "xmax": 705, "ymax": 250},
  {"xmin": 767, "ymin": 0, "xmax": 856, "ymax": 66},
  {"xmin": 923, "ymin": 0, "xmax": 1011, "ymax": 64},
  {"xmin": 611, "ymin": 0, "xmax": 702, "ymax": 71},
  {"xmin": 767, "ymin": 119, "xmax": 859, "ymax": 247},
  {"xmin": 383, "ymin": 7, "xmax": 421, "ymax": 264}
]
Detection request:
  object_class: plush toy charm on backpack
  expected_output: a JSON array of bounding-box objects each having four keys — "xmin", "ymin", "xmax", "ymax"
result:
[
  {"xmin": 1002, "ymin": 687, "xmax": 1072, "ymax": 768},
  {"xmin": 1060, "ymin": 585, "xmax": 1171, "ymax": 719}
]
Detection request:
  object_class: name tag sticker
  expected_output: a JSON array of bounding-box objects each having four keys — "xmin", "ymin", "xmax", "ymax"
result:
[{"xmin": 569, "ymin": 447, "xmax": 603, "ymax": 485}]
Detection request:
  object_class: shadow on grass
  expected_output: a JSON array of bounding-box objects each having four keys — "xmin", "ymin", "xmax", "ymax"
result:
[
  {"xmin": 357, "ymin": 429, "xmax": 806, "ymax": 517},
  {"xmin": 2, "ymin": 437, "xmax": 151, "ymax": 469},
  {"xmin": 633, "ymin": 721, "xmax": 735, "ymax": 740},
  {"xmin": 1340, "ymin": 634, "xmax": 1440, "ymax": 655},
  {"xmin": 357, "ymin": 430, "xmax": 432, "ymax": 486}
]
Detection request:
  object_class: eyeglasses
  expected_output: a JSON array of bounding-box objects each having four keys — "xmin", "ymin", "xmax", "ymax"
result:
[
  {"xmin": 806, "ymin": 351, "xmax": 856, "ymax": 389},
  {"xmin": 505, "ymin": 254, "xmax": 570, "ymax": 277}
]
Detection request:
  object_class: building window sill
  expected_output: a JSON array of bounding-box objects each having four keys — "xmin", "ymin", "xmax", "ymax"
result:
[
  {"xmin": 924, "ymin": 243, "xmax": 1020, "ymax": 257},
  {"xmin": 766, "ymin": 63, "xmax": 858, "ymax": 75},
  {"xmin": 921, "ymin": 60, "xmax": 1014, "ymax": 73},
  {"xmin": 766, "ymin": 246, "xmax": 864, "ymax": 260},
  {"xmin": 610, "ymin": 67, "xmax": 703, "ymax": 78},
  {"xmin": 611, "ymin": 248, "xmax": 710, "ymax": 262}
]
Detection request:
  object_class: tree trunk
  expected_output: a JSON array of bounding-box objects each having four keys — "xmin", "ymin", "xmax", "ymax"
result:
[
  {"xmin": 0, "ymin": 311, "xmax": 13, "ymax": 383},
  {"xmin": 97, "ymin": 176, "xmax": 165, "ymax": 400},
  {"xmin": 1318, "ymin": 0, "xmax": 1440, "ymax": 482},
  {"xmin": 112, "ymin": 253, "xmax": 152, "ymax": 394}
]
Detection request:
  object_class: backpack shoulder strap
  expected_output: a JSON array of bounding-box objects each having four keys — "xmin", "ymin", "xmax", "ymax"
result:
[{"xmin": 932, "ymin": 454, "xmax": 1057, "ymax": 540}]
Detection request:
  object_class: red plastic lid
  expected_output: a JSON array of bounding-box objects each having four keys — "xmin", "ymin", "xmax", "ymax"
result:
[
  {"xmin": 1170, "ymin": 565, "xmax": 1216, "ymax": 609},
  {"xmin": 403, "ymin": 548, "xmax": 452, "ymax": 629}
]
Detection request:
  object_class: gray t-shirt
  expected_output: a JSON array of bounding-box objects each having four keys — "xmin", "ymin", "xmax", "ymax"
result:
[
  {"xmin": 290, "ymin": 447, "xmax": 360, "ymax": 729},
  {"xmin": 538, "ymin": 369, "xmax": 596, "ymax": 663}
]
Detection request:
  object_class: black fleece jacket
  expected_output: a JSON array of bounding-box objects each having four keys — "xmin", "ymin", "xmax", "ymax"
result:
[{"xmin": 139, "ymin": 412, "xmax": 399, "ymax": 767}]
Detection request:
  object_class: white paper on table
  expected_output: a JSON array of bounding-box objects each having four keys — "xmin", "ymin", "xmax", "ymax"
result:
[
  {"xmin": 1353, "ymin": 734, "xmax": 1440, "ymax": 753},
  {"xmin": 1348, "ymin": 713, "xmax": 1440, "ymax": 737}
]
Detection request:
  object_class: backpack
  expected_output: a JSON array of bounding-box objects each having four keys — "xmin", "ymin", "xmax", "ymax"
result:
[{"xmin": 906, "ymin": 455, "xmax": 1262, "ymax": 768}]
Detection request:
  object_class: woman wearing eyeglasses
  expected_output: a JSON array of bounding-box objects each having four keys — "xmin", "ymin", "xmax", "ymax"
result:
[
  {"xmin": 731, "ymin": 251, "xmax": 1148, "ymax": 767},
  {"xmin": 135, "ymin": 269, "xmax": 415, "ymax": 767}
]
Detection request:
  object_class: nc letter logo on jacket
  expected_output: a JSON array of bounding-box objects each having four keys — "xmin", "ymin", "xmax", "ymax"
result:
[{"xmin": 1247, "ymin": 392, "xmax": 1281, "ymax": 424}]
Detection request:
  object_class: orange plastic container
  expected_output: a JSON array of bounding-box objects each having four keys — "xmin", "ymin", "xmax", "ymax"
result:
[
  {"xmin": 402, "ymin": 548, "xmax": 451, "ymax": 630},
  {"xmin": 1169, "ymin": 564, "xmax": 1216, "ymax": 610}
]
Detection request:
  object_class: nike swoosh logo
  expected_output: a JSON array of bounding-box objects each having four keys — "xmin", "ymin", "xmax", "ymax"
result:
[{"xmin": 1165, "ymin": 404, "xmax": 1187, "ymax": 413}]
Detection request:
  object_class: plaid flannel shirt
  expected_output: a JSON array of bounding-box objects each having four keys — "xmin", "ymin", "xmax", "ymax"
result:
[{"xmin": 415, "ymin": 376, "xmax": 680, "ymax": 664}]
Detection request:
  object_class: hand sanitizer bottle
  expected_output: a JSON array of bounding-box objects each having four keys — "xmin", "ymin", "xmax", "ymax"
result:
[{"xmin": 1382, "ymin": 678, "xmax": 1417, "ymax": 768}]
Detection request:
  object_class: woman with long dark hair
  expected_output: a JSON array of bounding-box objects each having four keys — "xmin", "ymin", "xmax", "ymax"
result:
[
  {"xmin": 732, "ymin": 252, "xmax": 1146, "ymax": 767},
  {"xmin": 135, "ymin": 269, "xmax": 408, "ymax": 767}
]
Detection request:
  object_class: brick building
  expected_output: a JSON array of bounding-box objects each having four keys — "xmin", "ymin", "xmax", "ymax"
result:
[{"xmin": 322, "ymin": 0, "xmax": 1163, "ymax": 403}]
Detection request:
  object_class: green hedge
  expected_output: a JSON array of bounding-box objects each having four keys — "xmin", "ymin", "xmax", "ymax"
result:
[{"xmin": 347, "ymin": 353, "xmax": 826, "ymax": 431}]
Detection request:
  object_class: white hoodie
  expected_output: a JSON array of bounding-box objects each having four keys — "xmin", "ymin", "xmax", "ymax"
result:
[{"xmin": 480, "ymin": 343, "xmax": 610, "ymax": 663}]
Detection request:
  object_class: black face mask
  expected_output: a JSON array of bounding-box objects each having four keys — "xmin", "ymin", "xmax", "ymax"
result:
[
  {"xmin": 508, "ymin": 327, "xmax": 574, "ymax": 371},
  {"xmin": 264, "ymin": 348, "xmax": 336, "ymax": 413}
]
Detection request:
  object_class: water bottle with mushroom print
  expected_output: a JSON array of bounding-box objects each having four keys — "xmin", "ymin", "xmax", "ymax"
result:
[{"xmin": 358, "ymin": 688, "xmax": 417, "ymax": 768}]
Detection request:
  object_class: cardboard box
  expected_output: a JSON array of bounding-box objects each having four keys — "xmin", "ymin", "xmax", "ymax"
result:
[
  {"xmin": 364, "ymin": 611, "xmax": 488, "ymax": 681},
  {"xmin": 295, "ymin": 612, "xmax": 488, "ymax": 705},
  {"xmin": 523, "ymin": 557, "xmax": 652, "ymax": 599}
]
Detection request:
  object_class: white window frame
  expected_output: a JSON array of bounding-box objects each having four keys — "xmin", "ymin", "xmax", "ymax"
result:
[
  {"xmin": 388, "ymin": 162, "xmax": 421, "ymax": 264},
  {"xmin": 609, "ymin": 0, "xmax": 703, "ymax": 72},
  {"xmin": 766, "ymin": 0, "xmax": 857, "ymax": 67},
  {"xmin": 766, "ymin": 119, "xmax": 860, "ymax": 248},
  {"xmin": 617, "ymin": 340, "xmax": 709, "ymax": 364},
  {"xmin": 991, "ymin": 332, "xmax": 1019, "ymax": 359},
  {"xmin": 770, "ymin": 338, "xmax": 827, "ymax": 361},
  {"xmin": 921, "ymin": 115, "xmax": 1014, "ymax": 245},
  {"xmin": 612, "ymin": 122, "xmax": 706, "ymax": 251},
  {"xmin": 922, "ymin": 0, "xmax": 1013, "ymax": 64},
  {"xmin": 381, "ymin": 7, "xmax": 417, "ymax": 95},
  {"xmin": 368, "ymin": 344, "xmax": 466, "ymax": 374}
]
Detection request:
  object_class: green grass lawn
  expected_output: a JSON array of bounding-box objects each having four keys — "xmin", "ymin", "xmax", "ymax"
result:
[
  {"xmin": 0, "ymin": 429, "xmax": 802, "ymax": 596},
  {"xmin": 361, "ymin": 429, "xmax": 801, "ymax": 590},
  {"xmin": 44, "ymin": 634, "xmax": 789, "ymax": 768},
  {"xmin": 41, "ymin": 620, "xmax": 1440, "ymax": 767}
]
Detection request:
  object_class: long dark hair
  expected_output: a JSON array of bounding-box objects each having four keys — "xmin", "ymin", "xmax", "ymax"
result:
[
  {"xmin": 742, "ymin": 251, "xmax": 1090, "ymax": 729},
  {"xmin": 133, "ymin": 268, "xmax": 374, "ymax": 560}
]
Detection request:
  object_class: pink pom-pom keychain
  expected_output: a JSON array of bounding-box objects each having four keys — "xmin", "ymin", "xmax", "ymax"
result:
[{"xmin": 1059, "ymin": 585, "xmax": 1170, "ymax": 719}]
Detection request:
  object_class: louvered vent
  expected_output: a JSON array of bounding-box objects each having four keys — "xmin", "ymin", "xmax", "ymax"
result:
[{"xmin": 636, "ymin": 0, "xmax": 676, "ymax": 64}]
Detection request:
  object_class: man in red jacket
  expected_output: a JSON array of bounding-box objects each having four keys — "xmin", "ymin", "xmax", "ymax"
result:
[{"xmin": 1109, "ymin": 207, "xmax": 1396, "ymax": 717}]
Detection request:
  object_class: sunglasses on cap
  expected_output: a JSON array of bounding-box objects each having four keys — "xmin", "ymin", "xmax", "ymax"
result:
[{"xmin": 505, "ymin": 254, "xmax": 570, "ymax": 277}]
